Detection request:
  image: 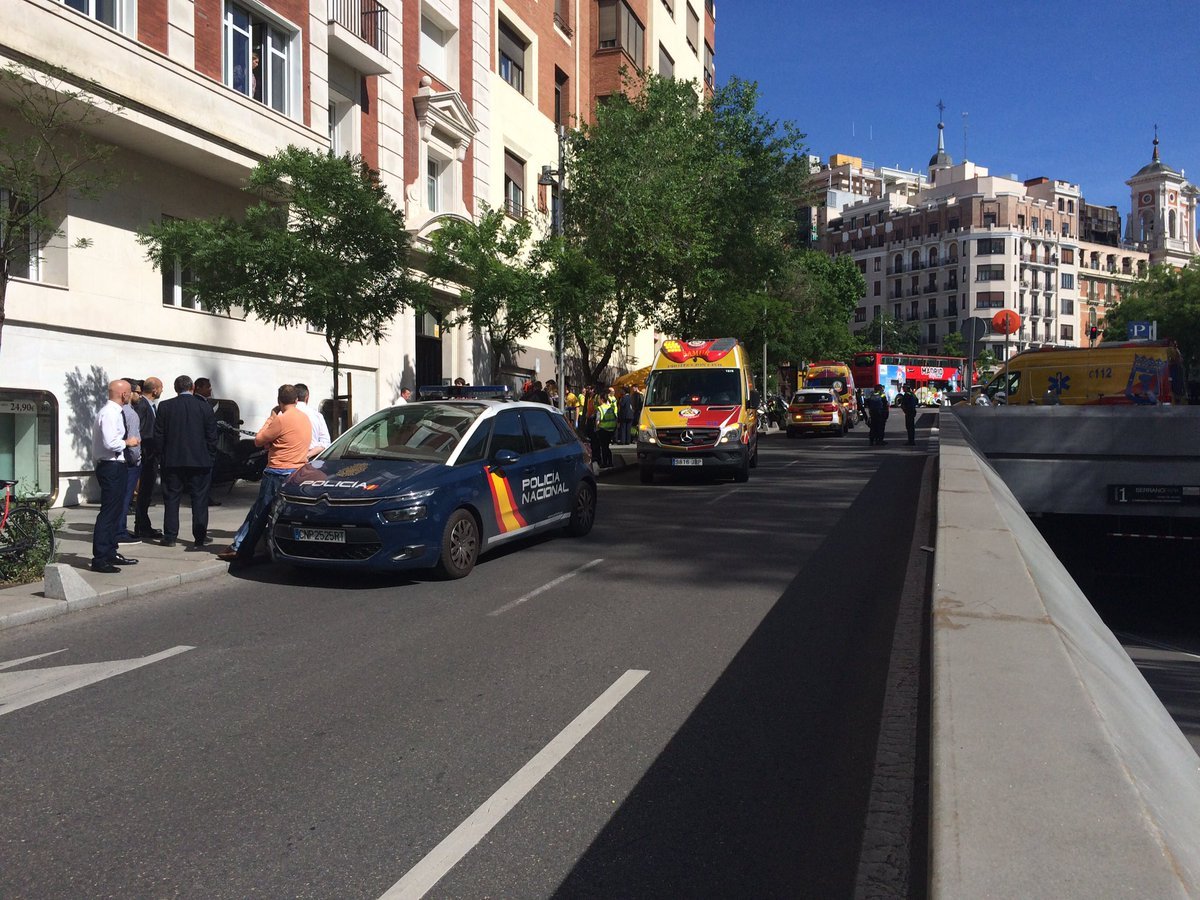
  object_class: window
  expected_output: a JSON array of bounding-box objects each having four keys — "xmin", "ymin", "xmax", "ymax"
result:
[
  {"xmin": 224, "ymin": 1, "xmax": 293, "ymax": 114},
  {"xmin": 554, "ymin": 68, "xmax": 569, "ymax": 127},
  {"xmin": 1068, "ymin": 200, "xmax": 1074, "ymax": 214},
  {"xmin": 1061, "ymin": 248, "xmax": 1074, "ymax": 265},
  {"xmin": 1060, "ymin": 299, "xmax": 1074, "ymax": 315},
  {"xmin": 873, "ymin": 305, "xmax": 881, "ymax": 320},
  {"xmin": 498, "ymin": 19, "xmax": 527, "ymax": 95},
  {"xmin": 1060, "ymin": 324, "xmax": 1074, "ymax": 341},
  {"xmin": 1058, "ymin": 198, "xmax": 1064, "ymax": 211},
  {"xmin": 161, "ymin": 250, "xmax": 200, "ymax": 311},
  {"xmin": 1060, "ymin": 273, "xmax": 1074, "ymax": 289},
  {"xmin": 63, "ymin": 0, "xmax": 120, "ymax": 27},
  {"xmin": 661, "ymin": 0, "xmax": 674, "ymax": 14},
  {"xmin": 983, "ymin": 212, "xmax": 997, "ymax": 227},
  {"xmin": 704, "ymin": 42, "xmax": 714, "ymax": 87},
  {"xmin": 873, "ymin": 281, "xmax": 881, "ymax": 296},
  {"xmin": 426, "ymin": 156, "xmax": 447, "ymax": 211},
  {"xmin": 976, "ymin": 291, "xmax": 1005, "ymax": 309},
  {"xmin": 327, "ymin": 74, "xmax": 360, "ymax": 156},
  {"xmin": 523, "ymin": 410, "xmax": 572, "ymax": 450},
  {"xmin": 455, "ymin": 421, "xmax": 491, "ymax": 466},
  {"xmin": 873, "ymin": 257, "xmax": 881, "ymax": 272},
  {"xmin": 658, "ymin": 44, "xmax": 674, "ymax": 78},
  {"xmin": 928, "ymin": 324, "xmax": 937, "ymax": 343},
  {"xmin": 1061, "ymin": 222, "xmax": 1069, "ymax": 237},
  {"xmin": 977, "ymin": 238, "xmax": 1004, "ymax": 255},
  {"xmin": 854, "ymin": 307, "xmax": 866, "ymax": 323},
  {"xmin": 421, "ymin": 11, "xmax": 457, "ymax": 84},
  {"xmin": 977, "ymin": 264, "xmax": 1004, "ymax": 282},
  {"xmin": 598, "ymin": 1, "xmax": 644, "ymax": 68},
  {"xmin": 554, "ymin": 0, "xmax": 571, "ymax": 34},
  {"xmin": 1018, "ymin": 214, "xmax": 1026, "ymax": 229},
  {"xmin": 686, "ymin": 3, "xmax": 699, "ymax": 52},
  {"xmin": 504, "ymin": 151, "xmax": 525, "ymax": 219}
]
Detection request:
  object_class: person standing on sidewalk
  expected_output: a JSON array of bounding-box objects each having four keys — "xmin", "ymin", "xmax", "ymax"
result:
[
  {"xmin": 900, "ymin": 384, "xmax": 919, "ymax": 446},
  {"xmin": 616, "ymin": 388, "xmax": 634, "ymax": 445},
  {"xmin": 219, "ymin": 384, "xmax": 311, "ymax": 564},
  {"xmin": 133, "ymin": 376, "xmax": 164, "ymax": 539},
  {"xmin": 155, "ymin": 375, "xmax": 219, "ymax": 549},
  {"xmin": 90, "ymin": 379, "xmax": 141, "ymax": 573},
  {"xmin": 294, "ymin": 383, "xmax": 332, "ymax": 458},
  {"xmin": 115, "ymin": 379, "xmax": 143, "ymax": 545},
  {"xmin": 595, "ymin": 387, "xmax": 618, "ymax": 467}
]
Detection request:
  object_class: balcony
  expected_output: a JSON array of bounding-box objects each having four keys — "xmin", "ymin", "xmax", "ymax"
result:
[
  {"xmin": 923, "ymin": 283, "xmax": 938, "ymax": 294},
  {"xmin": 906, "ymin": 288, "xmax": 921, "ymax": 298},
  {"xmin": 943, "ymin": 281, "xmax": 958, "ymax": 291},
  {"xmin": 329, "ymin": 0, "xmax": 392, "ymax": 74}
]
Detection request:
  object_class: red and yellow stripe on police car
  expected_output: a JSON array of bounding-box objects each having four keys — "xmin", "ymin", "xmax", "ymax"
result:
[{"xmin": 486, "ymin": 467, "xmax": 527, "ymax": 533}]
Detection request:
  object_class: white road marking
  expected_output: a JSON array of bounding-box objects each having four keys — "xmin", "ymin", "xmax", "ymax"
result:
[
  {"xmin": 488, "ymin": 559, "xmax": 604, "ymax": 616},
  {"xmin": 0, "ymin": 646, "xmax": 195, "ymax": 716},
  {"xmin": 0, "ymin": 649, "xmax": 67, "ymax": 671},
  {"xmin": 785, "ymin": 459, "xmax": 803, "ymax": 467},
  {"xmin": 380, "ymin": 668, "xmax": 650, "ymax": 900},
  {"xmin": 705, "ymin": 488, "xmax": 741, "ymax": 504}
]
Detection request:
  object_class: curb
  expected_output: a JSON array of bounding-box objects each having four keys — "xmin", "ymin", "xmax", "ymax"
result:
[{"xmin": 0, "ymin": 561, "xmax": 229, "ymax": 633}]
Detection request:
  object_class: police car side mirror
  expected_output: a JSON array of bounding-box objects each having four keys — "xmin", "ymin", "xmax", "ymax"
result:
[{"xmin": 493, "ymin": 449, "xmax": 521, "ymax": 467}]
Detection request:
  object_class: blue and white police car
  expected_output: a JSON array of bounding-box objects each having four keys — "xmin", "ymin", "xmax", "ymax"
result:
[{"xmin": 267, "ymin": 396, "xmax": 596, "ymax": 578}]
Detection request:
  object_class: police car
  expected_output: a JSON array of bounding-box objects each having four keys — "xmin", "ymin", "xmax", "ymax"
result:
[{"xmin": 268, "ymin": 396, "xmax": 596, "ymax": 578}]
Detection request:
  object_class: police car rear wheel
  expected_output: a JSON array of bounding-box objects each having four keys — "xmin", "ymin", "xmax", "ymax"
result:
[
  {"xmin": 566, "ymin": 482, "xmax": 596, "ymax": 536},
  {"xmin": 437, "ymin": 509, "xmax": 479, "ymax": 579}
]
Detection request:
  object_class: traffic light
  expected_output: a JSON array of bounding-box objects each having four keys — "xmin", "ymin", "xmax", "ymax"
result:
[{"xmin": 1089, "ymin": 325, "xmax": 1099, "ymax": 341}]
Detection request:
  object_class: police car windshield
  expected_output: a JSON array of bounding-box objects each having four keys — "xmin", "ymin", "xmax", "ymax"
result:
[
  {"xmin": 646, "ymin": 368, "xmax": 740, "ymax": 406},
  {"xmin": 325, "ymin": 403, "xmax": 485, "ymax": 463}
]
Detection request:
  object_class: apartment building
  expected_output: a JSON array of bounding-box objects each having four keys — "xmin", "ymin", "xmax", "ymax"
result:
[
  {"xmin": 821, "ymin": 122, "xmax": 1183, "ymax": 360},
  {"xmin": 0, "ymin": 0, "xmax": 716, "ymax": 503}
]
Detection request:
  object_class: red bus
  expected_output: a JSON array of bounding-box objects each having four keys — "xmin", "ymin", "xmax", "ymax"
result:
[{"xmin": 850, "ymin": 352, "xmax": 967, "ymax": 404}]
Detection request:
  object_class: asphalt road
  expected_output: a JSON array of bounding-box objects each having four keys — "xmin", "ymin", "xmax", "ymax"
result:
[{"xmin": 0, "ymin": 415, "xmax": 935, "ymax": 899}]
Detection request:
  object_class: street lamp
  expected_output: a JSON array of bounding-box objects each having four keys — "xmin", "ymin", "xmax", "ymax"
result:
[{"xmin": 538, "ymin": 125, "xmax": 566, "ymax": 413}]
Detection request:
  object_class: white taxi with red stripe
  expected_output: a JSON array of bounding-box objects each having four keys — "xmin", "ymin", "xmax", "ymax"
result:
[{"xmin": 268, "ymin": 399, "xmax": 596, "ymax": 579}]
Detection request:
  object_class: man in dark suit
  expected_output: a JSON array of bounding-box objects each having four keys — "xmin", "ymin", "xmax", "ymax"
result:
[{"xmin": 154, "ymin": 374, "xmax": 218, "ymax": 549}]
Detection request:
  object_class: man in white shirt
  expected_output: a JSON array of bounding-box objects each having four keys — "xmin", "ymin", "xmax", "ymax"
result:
[
  {"xmin": 293, "ymin": 383, "xmax": 332, "ymax": 458},
  {"xmin": 396, "ymin": 387, "xmax": 412, "ymax": 404},
  {"xmin": 91, "ymin": 379, "xmax": 142, "ymax": 573}
]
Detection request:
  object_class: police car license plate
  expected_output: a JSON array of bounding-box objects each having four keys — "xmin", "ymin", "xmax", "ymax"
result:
[
  {"xmin": 294, "ymin": 527, "xmax": 346, "ymax": 543},
  {"xmin": 672, "ymin": 458, "xmax": 703, "ymax": 466}
]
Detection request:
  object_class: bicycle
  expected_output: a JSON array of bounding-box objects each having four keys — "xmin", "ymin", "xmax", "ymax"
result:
[{"xmin": 0, "ymin": 479, "xmax": 56, "ymax": 582}]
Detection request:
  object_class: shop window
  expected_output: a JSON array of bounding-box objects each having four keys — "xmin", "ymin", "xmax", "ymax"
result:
[{"xmin": 0, "ymin": 390, "xmax": 57, "ymax": 502}]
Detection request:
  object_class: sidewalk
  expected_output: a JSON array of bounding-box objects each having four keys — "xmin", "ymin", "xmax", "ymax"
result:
[{"xmin": 0, "ymin": 446, "xmax": 639, "ymax": 633}]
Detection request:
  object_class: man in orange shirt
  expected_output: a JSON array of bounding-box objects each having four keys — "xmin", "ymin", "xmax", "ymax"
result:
[{"xmin": 218, "ymin": 384, "xmax": 312, "ymax": 564}]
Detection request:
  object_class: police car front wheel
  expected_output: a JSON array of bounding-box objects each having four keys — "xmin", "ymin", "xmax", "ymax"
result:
[
  {"xmin": 566, "ymin": 482, "xmax": 597, "ymax": 537},
  {"xmin": 437, "ymin": 509, "xmax": 479, "ymax": 579}
]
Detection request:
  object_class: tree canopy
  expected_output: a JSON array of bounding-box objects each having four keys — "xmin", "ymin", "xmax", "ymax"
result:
[
  {"xmin": 1101, "ymin": 259, "xmax": 1200, "ymax": 374},
  {"xmin": 138, "ymin": 147, "xmax": 419, "ymax": 432},
  {"xmin": 0, "ymin": 63, "xmax": 119, "ymax": 358},
  {"xmin": 424, "ymin": 207, "xmax": 543, "ymax": 383}
]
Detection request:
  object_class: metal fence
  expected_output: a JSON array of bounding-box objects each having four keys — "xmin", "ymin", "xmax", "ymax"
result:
[{"xmin": 330, "ymin": 0, "xmax": 389, "ymax": 56}]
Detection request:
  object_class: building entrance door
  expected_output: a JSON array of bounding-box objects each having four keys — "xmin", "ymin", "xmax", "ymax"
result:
[{"xmin": 415, "ymin": 310, "xmax": 443, "ymax": 393}]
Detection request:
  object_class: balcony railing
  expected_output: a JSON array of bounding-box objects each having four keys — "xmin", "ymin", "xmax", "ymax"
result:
[
  {"xmin": 330, "ymin": 0, "xmax": 389, "ymax": 55},
  {"xmin": 923, "ymin": 283, "xmax": 938, "ymax": 294}
]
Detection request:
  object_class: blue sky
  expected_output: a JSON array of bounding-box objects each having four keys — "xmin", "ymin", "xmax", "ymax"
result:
[{"xmin": 716, "ymin": 0, "xmax": 1200, "ymax": 213}]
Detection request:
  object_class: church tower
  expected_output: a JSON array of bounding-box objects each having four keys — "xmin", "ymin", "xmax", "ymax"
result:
[
  {"xmin": 1125, "ymin": 130, "xmax": 1199, "ymax": 268},
  {"xmin": 927, "ymin": 104, "xmax": 953, "ymax": 186}
]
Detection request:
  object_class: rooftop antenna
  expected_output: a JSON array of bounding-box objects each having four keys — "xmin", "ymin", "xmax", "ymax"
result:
[{"xmin": 962, "ymin": 111, "xmax": 969, "ymax": 160}]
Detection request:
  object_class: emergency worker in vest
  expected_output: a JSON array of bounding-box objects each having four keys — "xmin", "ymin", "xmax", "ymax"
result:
[
  {"xmin": 594, "ymin": 386, "xmax": 618, "ymax": 468},
  {"xmin": 865, "ymin": 383, "xmax": 890, "ymax": 446}
]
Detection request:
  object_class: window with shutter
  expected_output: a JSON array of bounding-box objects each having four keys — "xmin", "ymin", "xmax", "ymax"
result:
[
  {"xmin": 686, "ymin": 4, "xmax": 699, "ymax": 51},
  {"xmin": 498, "ymin": 20, "xmax": 527, "ymax": 94}
]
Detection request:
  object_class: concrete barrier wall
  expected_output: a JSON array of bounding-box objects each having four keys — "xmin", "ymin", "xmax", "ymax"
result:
[{"xmin": 932, "ymin": 413, "xmax": 1200, "ymax": 898}]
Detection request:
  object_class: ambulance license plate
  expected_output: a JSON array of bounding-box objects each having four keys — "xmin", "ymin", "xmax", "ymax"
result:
[
  {"xmin": 294, "ymin": 527, "xmax": 346, "ymax": 543},
  {"xmin": 672, "ymin": 458, "xmax": 703, "ymax": 466}
]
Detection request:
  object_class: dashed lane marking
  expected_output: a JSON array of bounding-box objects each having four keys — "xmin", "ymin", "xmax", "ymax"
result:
[
  {"xmin": 380, "ymin": 668, "xmax": 650, "ymax": 900},
  {"xmin": 488, "ymin": 559, "xmax": 604, "ymax": 616}
]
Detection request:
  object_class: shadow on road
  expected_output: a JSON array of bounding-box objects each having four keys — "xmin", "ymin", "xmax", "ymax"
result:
[{"xmin": 553, "ymin": 455, "xmax": 929, "ymax": 899}]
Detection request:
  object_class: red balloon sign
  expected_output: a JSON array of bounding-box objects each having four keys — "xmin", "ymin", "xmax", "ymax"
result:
[{"xmin": 992, "ymin": 309, "xmax": 1021, "ymax": 335}]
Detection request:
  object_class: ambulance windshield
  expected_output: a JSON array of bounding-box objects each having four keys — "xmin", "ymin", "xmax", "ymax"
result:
[{"xmin": 646, "ymin": 368, "xmax": 741, "ymax": 406}]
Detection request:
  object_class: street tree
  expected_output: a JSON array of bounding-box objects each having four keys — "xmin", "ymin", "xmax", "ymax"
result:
[
  {"xmin": 138, "ymin": 147, "xmax": 418, "ymax": 433},
  {"xmin": 859, "ymin": 313, "xmax": 921, "ymax": 354},
  {"xmin": 766, "ymin": 251, "xmax": 863, "ymax": 366},
  {"xmin": 0, "ymin": 63, "xmax": 119, "ymax": 358},
  {"xmin": 974, "ymin": 347, "xmax": 999, "ymax": 378},
  {"xmin": 941, "ymin": 331, "xmax": 964, "ymax": 358},
  {"xmin": 553, "ymin": 72, "xmax": 810, "ymax": 382},
  {"xmin": 424, "ymin": 207, "xmax": 543, "ymax": 383},
  {"xmin": 1101, "ymin": 259, "xmax": 1200, "ymax": 374}
]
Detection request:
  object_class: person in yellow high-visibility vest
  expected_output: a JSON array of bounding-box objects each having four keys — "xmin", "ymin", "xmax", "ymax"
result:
[{"xmin": 594, "ymin": 386, "xmax": 618, "ymax": 468}]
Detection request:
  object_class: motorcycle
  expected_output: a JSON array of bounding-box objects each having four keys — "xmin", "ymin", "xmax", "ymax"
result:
[{"xmin": 214, "ymin": 419, "xmax": 266, "ymax": 488}]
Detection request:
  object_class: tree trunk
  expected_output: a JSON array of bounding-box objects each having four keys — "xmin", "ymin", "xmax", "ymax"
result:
[
  {"xmin": 327, "ymin": 337, "xmax": 342, "ymax": 438},
  {"xmin": 0, "ymin": 262, "xmax": 9, "ymax": 360}
]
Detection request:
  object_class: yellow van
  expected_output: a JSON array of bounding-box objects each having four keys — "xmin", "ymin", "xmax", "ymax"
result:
[
  {"xmin": 801, "ymin": 361, "xmax": 858, "ymax": 427},
  {"xmin": 986, "ymin": 341, "xmax": 1188, "ymax": 405},
  {"xmin": 636, "ymin": 338, "xmax": 760, "ymax": 484}
]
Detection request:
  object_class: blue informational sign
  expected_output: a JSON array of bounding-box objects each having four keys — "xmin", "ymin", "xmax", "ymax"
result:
[{"xmin": 1127, "ymin": 321, "xmax": 1153, "ymax": 340}]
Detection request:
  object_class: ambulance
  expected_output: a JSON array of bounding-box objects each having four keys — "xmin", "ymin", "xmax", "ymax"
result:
[
  {"xmin": 635, "ymin": 338, "xmax": 760, "ymax": 484},
  {"xmin": 985, "ymin": 340, "xmax": 1189, "ymax": 405}
]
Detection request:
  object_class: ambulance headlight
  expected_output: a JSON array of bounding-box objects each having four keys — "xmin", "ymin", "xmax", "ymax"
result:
[
  {"xmin": 638, "ymin": 423, "xmax": 657, "ymax": 444},
  {"xmin": 719, "ymin": 424, "xmax": 741, "ymax": 444}
]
